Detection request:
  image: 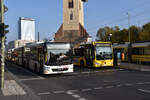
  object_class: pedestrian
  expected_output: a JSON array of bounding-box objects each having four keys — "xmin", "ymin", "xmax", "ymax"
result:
[{"xmin": 121, "ymin": 52, "xmax": 125, "ymax": 62}]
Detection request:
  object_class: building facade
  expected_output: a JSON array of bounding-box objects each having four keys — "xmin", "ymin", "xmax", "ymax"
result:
[
  {"xmin": 18, "ymin": 17, "xmax": 35, "ymax": 41},
  {"xmin": 55, "ymin": 0, "xmax": 89, "ymax": 43},
  {"xmin": 7, "ymin": 40, "xmax": 36, "ymax": 50}
]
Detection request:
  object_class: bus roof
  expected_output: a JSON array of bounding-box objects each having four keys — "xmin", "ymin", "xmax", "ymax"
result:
[
  {"xmin": 113, "ymin": 43, "xmax": 128, "ymax": 48},
  {"xmin": 80, "ymin": 41, "xmax": 112, "ymax": 46},
  {"xmin": 26, "ymin": 41, "xmax": 70, "ymax": 47},
  {"xmin": 132, "ymin": 42, "xmax": 150, "ymax": 48}
]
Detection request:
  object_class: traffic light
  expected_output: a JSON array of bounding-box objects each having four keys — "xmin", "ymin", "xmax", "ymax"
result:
[{"xmin": 0, "ymin": 23, "xmax": 9, "ymax": 36}]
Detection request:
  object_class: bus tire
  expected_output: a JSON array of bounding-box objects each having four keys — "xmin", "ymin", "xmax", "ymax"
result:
[
  {"xmin": 39, "ymin": 67, "xmax": 43, "ymax": 75},
  {"xmin": 80, "ymin": 61, "xmax": 84, "ymax": 67},
  {"xmin": 34, "ymin": 64, "xmax": 38, "ymax": 73}
]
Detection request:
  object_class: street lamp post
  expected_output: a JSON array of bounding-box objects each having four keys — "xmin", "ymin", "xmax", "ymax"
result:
[
  {"xmin": 0, "ymin": 0, "xmax": 5, "ymax": 89},
  {"xmin": 38, "ymin": 32, "xmax": 40, "ymax": 41},
  {"xmin": 127, "ymin": 12, "xmax": 132, "ymax": 63},
  {"xmin": 127, "ymin": 12, "xmax": 131, "ymax": 43}
]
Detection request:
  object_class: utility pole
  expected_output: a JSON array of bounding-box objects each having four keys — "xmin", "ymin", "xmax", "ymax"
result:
[
  {"xmin": 127, "ymin": 12, "xmax": 132, "ymax": 63},
  {"xmin": 0, "ymin": 0, "xmax": 5, "ymax": 88},
  {"xmin": 127, "ymin": 12, "xmax": 131, "ymax": 43},
  {"xmin": 38, "ymin": 32, "xmax": 40, "ymax": 41}
]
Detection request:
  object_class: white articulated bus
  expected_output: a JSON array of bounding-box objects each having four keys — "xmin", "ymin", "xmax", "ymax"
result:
[{"xmin": 11, "ymin": 42, "xmax": 74, "ymax": 74}]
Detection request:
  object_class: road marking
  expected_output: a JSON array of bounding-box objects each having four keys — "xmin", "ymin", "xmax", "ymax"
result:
[
  {"xmin": 36, "ymin": 81, "xmax": 150, "ymax": 97},
  {"xmin": 53, "ymin": 91, "xmax": 65, "ymax": 94},
  {"xmin": 79, "ymin": 98, "xmax": 87, "ymax": 100},
  {"xmin": 94, "ymin": 87, "xmax": 103, "ymax": 90},
  {"xmin": 68, "ymin": 90, "xmax": 79, "ymax": 92},
  {"xmin": 125, "ymin": 83, "xmax": 133, "ymax": 86},
  {"xmin": 20, "ymin": 77, "xmax": 45, "ymax": 81},
  {"xmin": 145, "ymin": 82, "xmax": 150, "ymax": 84},
  {"xmin": 38, "ymin": 92, "xmax": 51, "ymax": 95},
  {"xmin": 136, "ymin": 82, "xmax": 144, "ymax": 85},
  {"xmin": 76, "ymin": 75, "xmax": 82, "ymax": 77},
  {"xmin": 66, "ymin": 91, "xmax": 87, "ymax": 100},
  {"xmin": 66, "ymin": 91, "xmax": 74, "ymax": 95},
  {"xmin": 82, "ymin": 88, "xmax": 91, "ymax": 92},
  {"xmin": 105, "ymin": 86, "xmax": 114, "ymax": 89},
  {"xmin": 71, "ymin": 73, "xmax": 79, "ymax": 75},
  {"xmin": 106, "ymin": 70, "xmax": 115, "ymax": 72},
  {"xmin": 119, "ymin": 69, "xmax": 124, "ymax": 71},
  {"xmin": 72, "ymin": 94, "xmax": 81, "ymax": 98},
  {"xmin": 81, "ymin": 72, "xmax": 90, "ymax": 74},
  {"xmin": 103, "ymin": 80, "xmax": 116, "ymax": 83},
  {"xmin": 116, "ymin": 84, "xmax": 122, "ymax": 87},
  {"xmin": 138, "ymin": 89, "xmax": 150, "ymax": 94}
]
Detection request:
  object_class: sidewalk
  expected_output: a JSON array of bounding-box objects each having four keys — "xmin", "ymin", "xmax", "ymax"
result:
[
  {"xmin": 0, "ymin": 64, "xmax": 40, "ymax": 100},
  {"xmin": 119, "ymin": 63, "xmax": 150, "ymax": 72}
]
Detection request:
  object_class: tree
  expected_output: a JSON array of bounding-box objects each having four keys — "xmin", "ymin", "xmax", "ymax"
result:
[
  {"xmin": 120, "ymin": 29, "xmax": 128, "ymax": 43},
  {"xmin": 96, "ymin": 28, "xmax": 106, "ymax": 41},
  {"xmin": 113, "ymin": 26, "xmax": 120, "ymax": 31},
  {"xmin": 96, "ymin": 22, "xmax": 150, "ymax": 43},
  {"xmin": 139, "ymin": 23, "xmax": 150, "ymax": 41},
  {"xmin": 129, "ymin": 25, "xmax": 140, "ymax": 42},
  {"xmin": 111, "ymin": 26, "xmax": 121, "ymax": 43},
  {"xmin": 96, "ymin": 26, "xmax": 114, "ymax": 41}
]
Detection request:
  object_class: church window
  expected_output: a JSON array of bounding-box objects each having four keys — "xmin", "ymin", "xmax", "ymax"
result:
[
  {"xmin": 68, "ymin": 0, "xmax": 74, "ymax": 8},
  {"xmin": 70, "ymin": 13, "xmax": 73, "ymax": 20}
]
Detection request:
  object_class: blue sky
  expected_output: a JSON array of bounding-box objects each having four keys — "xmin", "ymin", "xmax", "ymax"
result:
[{"xmin": 4, "ymin": 0, "xmax": 150, "ymax": 42}]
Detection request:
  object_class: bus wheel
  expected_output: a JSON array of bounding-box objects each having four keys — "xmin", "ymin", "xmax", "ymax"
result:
[
  {"xmin": 34, "ymin": 64, "xmax": 38, "ymax": 73},
  {"xmin": 80, "ymin": 61, "xmax": 84, "ymax": 67},
  {"xmin": 39, "ymin": 67, "xmax": 43, "ymax": 75}
]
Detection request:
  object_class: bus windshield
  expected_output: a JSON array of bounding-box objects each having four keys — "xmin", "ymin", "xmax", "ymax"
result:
[
  {"xmin": 96, "ymin": 46, "xmax": 112, "ymax": 60},
  {"xmin": 46, "ymin": 49, "xmax": 72, "ymax": 66}
]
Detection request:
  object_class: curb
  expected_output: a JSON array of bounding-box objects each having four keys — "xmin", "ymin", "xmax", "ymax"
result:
[{"xmin": 118, "ymin": 63, "xmax": 150, "ymax": 72}]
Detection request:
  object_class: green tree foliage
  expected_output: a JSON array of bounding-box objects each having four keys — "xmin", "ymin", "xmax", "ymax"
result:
[
  {"xmin": 97, "ymin": 26, "xmax": 114, "ymax": 42},
  {"xmin": 111, "ymin": 26, "xmax": 121, "ymax": 43},
  {"xmin": 139, "ymin": 23, "xmax": 150, "ymax": 41},
  {"xmin": 129, "ymin": 25, "xmax": 140, "ymax": 42},
  {"xmin": 112, "ymin": 29, "xmax": 128, "ymax": 43},
  {"xmin": 96, "ymin": 23, "xmax": 149, "ymax": 43}
]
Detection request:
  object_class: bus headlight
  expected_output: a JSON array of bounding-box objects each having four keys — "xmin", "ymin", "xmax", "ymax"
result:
[
  {"xmin": 111, "ymin": 62, "xmax": 113, "ymax": 64},
  {"xmin": 95, "ymin": 62, "xmax": 100, "ymax": 66},
  {"xmin": 44, "ymin": 67, "xmax": 50, "ymax": 71}
]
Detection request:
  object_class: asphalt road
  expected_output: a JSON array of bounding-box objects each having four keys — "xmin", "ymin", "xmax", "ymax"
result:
[{"xmin": 6, "ymin": 62, "xmax": 150, "ymax": 100}]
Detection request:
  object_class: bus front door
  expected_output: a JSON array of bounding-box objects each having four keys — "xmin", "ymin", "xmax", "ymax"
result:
[{"xmin": 85, "ymin": 48, "xmax": 94, "ymax": 67}]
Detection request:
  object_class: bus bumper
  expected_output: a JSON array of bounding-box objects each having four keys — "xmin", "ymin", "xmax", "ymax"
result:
[{"xmin": 43, "ymin": 64, "xmax": 74, "ymax": 74}]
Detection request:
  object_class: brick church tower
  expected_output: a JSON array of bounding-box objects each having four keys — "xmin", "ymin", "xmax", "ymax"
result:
[{"xmin": 55, "ymin": 0, "xmax": 89, "ymax": 43}]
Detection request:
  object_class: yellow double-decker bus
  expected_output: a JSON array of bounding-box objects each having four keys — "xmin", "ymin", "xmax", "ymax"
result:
[{"xmin": 73, "ymin": 41, "xmax": 113, "ymax": 67}]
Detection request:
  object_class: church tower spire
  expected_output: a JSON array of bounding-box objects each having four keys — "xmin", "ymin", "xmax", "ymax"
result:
[{"xmin": 55, "ymin": 0, "xmax": 89, "ymax": 43}]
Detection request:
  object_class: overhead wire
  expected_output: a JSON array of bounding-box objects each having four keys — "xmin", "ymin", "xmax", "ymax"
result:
[
  {"xmin": 86, "ymin": 0, "xmax": 150, "ymax": 25},
  {"xmin": 87, "ymin": 8, "xmax": 150, "ymax": 32},
  {"xmin": 86, "ymin": 0, "xmax": 150, "ymax": 32},
  {"xmin": 88, "ymin": 14, "xmax": 150, "ymax": 39}
]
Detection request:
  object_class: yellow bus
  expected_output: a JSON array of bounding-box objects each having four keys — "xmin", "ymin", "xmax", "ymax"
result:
[
  {"xmin": 73, "ymin": 42, "xmax": 114, "ymax": 67},
  {"xmin": 113, "ymin": 41, "xmax": 150, "ymax": 64},
  {"xmin": 113, "ymin": 43, "xmax": 129, "ymax": 62},
  {"xmin": 132, "ymin": 42, "xmax": 150, "ymax": 64}
]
